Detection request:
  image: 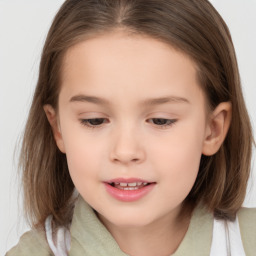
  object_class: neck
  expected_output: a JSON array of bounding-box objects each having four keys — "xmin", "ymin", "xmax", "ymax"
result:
[{"xmin": 98, "ymin": 205, "xmax": 193, "ymax": 256}]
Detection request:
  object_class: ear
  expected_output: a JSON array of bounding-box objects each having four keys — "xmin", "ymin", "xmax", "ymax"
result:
[
  {"xmin": 202, "ymin": 102, "xmax": 232, "ymax": 156},
  {"xmin": 43, "ymin": 104, "xmax": 66, "ymax": 153}
]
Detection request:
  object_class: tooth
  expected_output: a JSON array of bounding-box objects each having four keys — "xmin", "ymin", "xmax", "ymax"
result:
[
  {"xmin": 124, "ymin": 187, "xmax": 139, "ymax": 190},
  {"xmin": 143, "ymin": 182, "xmax": 148, "ymax": 185},
  {"xmin": 137, "ymin": 182, "xmax": 142, "ymax": 186},
  {"xmin": 128, "ymin": 182, "xmax": 137, "ymax": 187},
  {"xmin": 114, "ymin": 182, "xmax": 120, "ymax": 185},
  {"xmin": 118, "ymin": 186, "xmax": 140, "ymax": 190},
  {"xmin": 120, "ymin": 183, "xmax": 128, "ymax": 186}
]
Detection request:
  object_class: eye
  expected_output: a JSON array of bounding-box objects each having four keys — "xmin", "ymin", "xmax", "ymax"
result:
[
  {"xmin": 80, "ymin": 118, "xmax": 108, "ymax": 128},
  {"xmin": 148, "ymin": 118, "xmax": 177, "ymax": 128},
  {"xmin": 79, "ymin": 118, "xmax": 176, "ymax": 129}
]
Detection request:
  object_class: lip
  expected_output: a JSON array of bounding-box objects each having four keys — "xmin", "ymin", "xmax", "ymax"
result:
[{"xmin": 104, "ymin": 178, "xmax": 156, "ymax": 202}]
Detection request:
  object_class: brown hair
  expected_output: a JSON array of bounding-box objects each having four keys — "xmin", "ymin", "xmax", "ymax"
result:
[{"xmin": 20, "ymin": 0, "xmax": 254, "ymax": 227}]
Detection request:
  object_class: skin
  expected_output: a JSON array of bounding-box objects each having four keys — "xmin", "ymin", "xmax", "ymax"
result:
[{"xmin": 44, "ymin": 30, "xmax": 231, "ymax": 256}]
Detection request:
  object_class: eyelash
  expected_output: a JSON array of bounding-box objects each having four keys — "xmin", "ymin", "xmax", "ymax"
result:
[{"xmin": 79, "ymin": 118, "xmax": 177, "ymax": 129}]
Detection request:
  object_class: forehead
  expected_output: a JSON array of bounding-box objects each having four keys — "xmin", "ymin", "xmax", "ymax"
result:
[
  {"xmin": 62, "ymin": 31, "xmax": 197, "ymax": 77},
  {"xmin": 60, "ymin": 31, "xmax": 204, "ymax": 107}
]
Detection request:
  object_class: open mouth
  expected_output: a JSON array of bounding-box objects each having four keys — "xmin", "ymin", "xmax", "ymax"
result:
[
  {"xmin": 108, "ymin": 182, "xmax": 152, "ymax": 190},
  {"xmin": 104, "ymin": 179, "xmax": 156, "ymax": 202}
]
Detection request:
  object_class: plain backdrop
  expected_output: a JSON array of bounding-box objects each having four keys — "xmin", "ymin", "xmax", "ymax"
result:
[{"xmin": 1, "ymin": 1, "xmax": 255, "ymax": 254}]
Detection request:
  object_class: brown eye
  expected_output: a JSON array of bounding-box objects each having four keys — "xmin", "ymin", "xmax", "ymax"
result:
[
  {"xmin": 80, "ymin": 118, "xmax": 107, "ymax": 128},
  {"xmin": 148, "ymin": 118, "xmax": 177, "ymax": 128}
]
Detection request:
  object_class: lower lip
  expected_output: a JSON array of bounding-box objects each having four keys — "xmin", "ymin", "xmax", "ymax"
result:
[{"xmin": 104, "ymin": 183, "xmax": 155, "ymax": 202}]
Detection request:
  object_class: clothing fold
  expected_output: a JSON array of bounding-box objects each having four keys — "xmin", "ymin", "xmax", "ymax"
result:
[{"xmin": 68, "ymin": 196, "xmax": 213, "ymax": 256}]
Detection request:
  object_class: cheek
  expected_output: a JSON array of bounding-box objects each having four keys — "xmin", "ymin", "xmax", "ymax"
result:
[
  {"xmin": 64, "ymin": 138, "xmax": 105, "ymax": 201},
  {"xmin": 65, "ymin": 140, "xmax": 102, "ymax": 174},
  {"xmin": 59, "ymin": 119, "xmax": 105, "ymax": 187},
  {"xmin": 150, "ymin": 119, "xmax": 205, "ymax": 197}
]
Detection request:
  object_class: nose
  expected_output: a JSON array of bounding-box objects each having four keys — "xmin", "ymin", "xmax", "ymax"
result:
[{"xmin": 109, "ymin": 125, "xmax": 146, "ymax": 165}]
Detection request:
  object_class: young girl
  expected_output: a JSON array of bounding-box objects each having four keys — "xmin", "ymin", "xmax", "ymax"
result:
[{"xmin": 6, "ymin": 0, "xmax": 255, "ymax": 255}]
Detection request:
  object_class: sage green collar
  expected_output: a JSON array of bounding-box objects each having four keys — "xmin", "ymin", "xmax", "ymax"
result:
[
  {"xmin": 69, "ymin": 196, "xmax": 128, "ymax": 256},
  {"xmin": 172, "ymin": 203, "xmax": 213, "ymax": 255},
  {"xmin": 69, "ymin": 196, "xmax": 213, "ymax": 256}
]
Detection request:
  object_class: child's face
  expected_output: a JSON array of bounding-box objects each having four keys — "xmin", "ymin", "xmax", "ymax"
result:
[{"xmin": 54, "ymin": 31, "xmax": 211, "ymax": 227}]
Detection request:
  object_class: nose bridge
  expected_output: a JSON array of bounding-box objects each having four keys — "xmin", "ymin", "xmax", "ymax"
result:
[{"xmin": 110, "ymin": 120, "xmax": 145, "ymax": 164}]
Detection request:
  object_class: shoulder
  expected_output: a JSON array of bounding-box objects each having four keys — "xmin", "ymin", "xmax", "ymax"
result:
[
  {"xmin": 237, "ymin": 207, "xmax": 256, "ymax": 256},
  {"xmin": 238, "ymin": 207, "xmax": 256, "ymax": 234},
  {"xmin": 5, "ymin": 227, "xmax": 51, "ymax": 256}
]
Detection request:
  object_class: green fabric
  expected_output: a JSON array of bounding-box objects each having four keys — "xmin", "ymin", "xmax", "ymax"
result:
[
  {"xmin": 69, "ymin": 196, "xmax": 128, "ymax": 255},
  {"xmin": 238, "ymin": 207, "xmax": 256, "ymax": 256},
  {"xmin": 5, "ymin": 195, "xmax": 256, "ymax": 256},
  {"xmin": 171, "ymin": 204, "xmax": 213, "ymax": 256},
  {"xmin": 5, "ymin": 226, "xmax": 52, "ymax": 256},
  {"xmin": 69, "ymin": 196, "xmax": 213, "ymax": 255}
]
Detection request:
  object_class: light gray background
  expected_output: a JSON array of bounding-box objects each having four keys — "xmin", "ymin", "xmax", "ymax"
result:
[{"xmin": 1, "ymin": 1, "xmax": 255, "ymax": 254}]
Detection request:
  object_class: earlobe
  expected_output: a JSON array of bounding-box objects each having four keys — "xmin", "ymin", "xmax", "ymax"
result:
[
  {"xmin": 202, "ymin": 102, "xmax": 232, "ymax": 156},
  {"xmin": 43, "ymin": 104, "xmax": 66, "ymax": 153}
]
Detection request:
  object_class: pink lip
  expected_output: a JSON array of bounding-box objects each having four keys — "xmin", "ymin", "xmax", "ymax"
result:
[{"xmin": 104, "ymin": 178, "xmax": 156, "ymax": 202}]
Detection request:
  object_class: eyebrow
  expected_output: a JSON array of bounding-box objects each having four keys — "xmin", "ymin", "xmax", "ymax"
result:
[{"xmin": 69, "ymin": 94, "xmax": 190, "ymax": 106}]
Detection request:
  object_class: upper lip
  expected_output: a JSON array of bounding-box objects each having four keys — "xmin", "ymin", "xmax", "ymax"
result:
[{"xmin": 105, "ymin": 178, "xmax": 154, "ymax": 184}]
